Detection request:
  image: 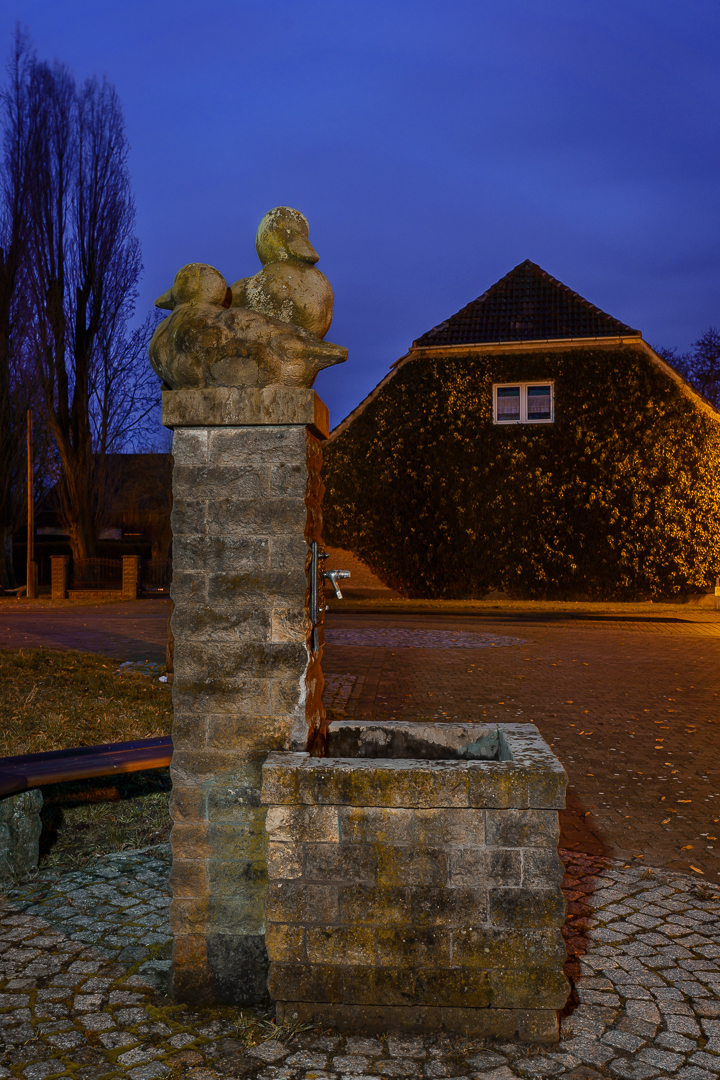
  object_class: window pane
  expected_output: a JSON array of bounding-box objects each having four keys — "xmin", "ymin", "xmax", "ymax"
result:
[
  {"xmin": 497, "ymin": 386, "xmax": 520, "ymax": 419},
  {"xmin": 527, "ymin": 385, "xmax": 551, "ymax": 420}
]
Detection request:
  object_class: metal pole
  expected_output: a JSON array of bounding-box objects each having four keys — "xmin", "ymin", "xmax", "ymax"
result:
[{"xmin": 26, "ymin": 409, "xmax": 34, "ymax": 599}]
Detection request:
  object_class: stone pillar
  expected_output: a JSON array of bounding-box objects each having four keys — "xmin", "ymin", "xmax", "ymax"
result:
[
  {"xmin": 122, "ymin": 555, "xmax": 139, "ymax": 599},
  {"xmin": 162, "ymin": 386, "xmax": 329, "ymax": 1006},
  {"xmin": 50, "ymin": 556, "xmax": 69, "ymax": 600}
]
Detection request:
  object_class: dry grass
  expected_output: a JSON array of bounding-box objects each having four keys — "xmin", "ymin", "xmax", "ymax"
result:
[
  {"xmin": 326, "ymin": 596, "xmax": 720, "ymax": 619},
  {"xmin": 40, "ymin": 780, "xmax": 172, "ymax": 870},
  {"xmin": 0, "ymin": 647, "xmax": 172, "ymax": 757}
]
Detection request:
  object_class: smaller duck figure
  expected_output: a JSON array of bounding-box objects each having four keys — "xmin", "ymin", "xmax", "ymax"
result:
[
  {"xmin": 148, "ymin": 257, "xmax": 347, "ymax": 390},
  {"xmin": 230, "ymin": 207, "xmax": 334, "ymax": 339}
]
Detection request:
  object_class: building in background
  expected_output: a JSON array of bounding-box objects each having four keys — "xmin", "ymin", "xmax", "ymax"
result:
[
  {"xmin": 19, "ymin": 454, "xmax": 172, "ymax": 589},
  {"xmin": 323, "ymin": 261, "xmax": 720, "ymax": 600}
]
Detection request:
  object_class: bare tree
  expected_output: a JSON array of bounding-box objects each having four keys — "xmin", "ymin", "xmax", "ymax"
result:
[
  {"xmin": 22, "ymin": 57, "xmax": 143, "ymax": 560},
  {"xmin": 0, "ymin": 28, "xmax": 36, "ymax": 587},
  {"xmin": 91, "ymin": 309, "xmax": 163, "ymax": 532},
  {"xmin": 656, "ymin": 328, "xmax": 720, "ymax": 411}
]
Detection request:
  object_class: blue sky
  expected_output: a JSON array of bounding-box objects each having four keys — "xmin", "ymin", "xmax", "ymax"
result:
[{"xmin": 3, "ymin": 0, "xmax": 719, "ymax": 430}]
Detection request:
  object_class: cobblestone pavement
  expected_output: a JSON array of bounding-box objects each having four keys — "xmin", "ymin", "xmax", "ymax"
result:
[
  {"xmin": 323, "ymin": 609, "xmax": 720, "ymax": 878},
  {"xmin": 1, "ymin": 846, "xmax": 720, "ymax": 1079}
]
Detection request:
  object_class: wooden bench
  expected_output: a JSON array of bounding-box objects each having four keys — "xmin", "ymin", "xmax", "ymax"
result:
[{"xmin": 0, "ymin": 737, "xmax": 173, "ymax": 798}]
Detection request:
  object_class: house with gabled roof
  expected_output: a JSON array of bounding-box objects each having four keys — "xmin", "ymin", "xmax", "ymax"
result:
[{"xmin": 322, "ymin": 261, "xmax": 720, "ymax": 599}]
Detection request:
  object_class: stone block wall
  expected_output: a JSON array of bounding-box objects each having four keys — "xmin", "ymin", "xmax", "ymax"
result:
[
  {"xmin": 167, "ymin": 405, "xmax": 326, "ymax": 1006},
  {"xmin": 261, "ymin": 722, "xmax": 569, "ymax": 1041}
]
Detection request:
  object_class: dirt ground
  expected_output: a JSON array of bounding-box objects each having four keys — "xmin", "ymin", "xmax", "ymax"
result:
[{"xmin": 1, "ymin": 596, "xmax": 719, "ymax": 879}]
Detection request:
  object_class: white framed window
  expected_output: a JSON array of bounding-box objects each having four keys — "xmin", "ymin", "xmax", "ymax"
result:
[{"xmin": 493, "ymin": 382, "xmax": 554, "ymax": 424}]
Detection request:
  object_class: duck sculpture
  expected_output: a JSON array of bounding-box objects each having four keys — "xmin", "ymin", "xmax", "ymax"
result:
[
  {"xmin": 230, "ymin": 206, "xmax": 333, "ymax": 339},
  {"xmin": 148, "ymin": 208, "xmax": 346, "ymax": 390}
]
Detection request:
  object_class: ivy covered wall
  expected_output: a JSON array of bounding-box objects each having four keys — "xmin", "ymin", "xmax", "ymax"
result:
[{"xmin": 322, "ymin": 347, "xmax": 720, "ymax": 599}]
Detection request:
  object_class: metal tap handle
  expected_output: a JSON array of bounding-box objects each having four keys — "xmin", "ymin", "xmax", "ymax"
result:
[{"xmin": 323, "ymin": 569, "xmax": 351, "ymax": 600}]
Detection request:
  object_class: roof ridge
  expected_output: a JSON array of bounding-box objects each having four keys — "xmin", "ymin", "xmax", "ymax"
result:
[{"xmin": 415, "ymin": 260, "xmax": 640, "ymax": 347}]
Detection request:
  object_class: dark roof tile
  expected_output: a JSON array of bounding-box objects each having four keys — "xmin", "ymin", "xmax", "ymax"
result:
[{"xmin": 414, "ymin": 260, "xmax": 640, "ymax": 347}]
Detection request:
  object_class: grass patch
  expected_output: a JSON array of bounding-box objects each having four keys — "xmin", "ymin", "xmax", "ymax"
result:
[
  {"xmin": 40, "ymin": 772, "xmax": 172, "ymax": 869},
  {"xmin": 0, "ymin": 647, "xmax": 172, "ymax": 757},
  {"xmin": 326, "ymin": 596, "xmax": 720, "ymax": 618}
]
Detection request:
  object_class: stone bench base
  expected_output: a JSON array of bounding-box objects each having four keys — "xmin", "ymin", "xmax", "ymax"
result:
[
  {"xmin": 275, "ymin": 1002, "xmax": 559, "ymax": 1042},
  {"xmin": 0, "ymin": 790, "xmax": 43, "ymax": 879}
]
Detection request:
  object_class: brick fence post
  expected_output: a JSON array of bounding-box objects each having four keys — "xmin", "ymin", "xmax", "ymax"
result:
[
  {"xmin": 122, "ymin": 555, "xmax": 139, "ymax": 599},
  {"xmin": 162, "ymin": 385, "xmax": 328, "ymax": 1007},
  {"xmin": 50, "ymin": 556, "xmax": 69, "ymax": 600}
]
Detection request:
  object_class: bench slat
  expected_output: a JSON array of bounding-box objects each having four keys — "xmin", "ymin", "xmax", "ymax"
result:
[{"xmin": 0, "ymin": 737, "xmax": 173, "ymax": 798}]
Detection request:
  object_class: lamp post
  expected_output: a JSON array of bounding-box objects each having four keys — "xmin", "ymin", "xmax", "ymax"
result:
[{"xmin": 26, "ymin": 410, "xmax": 35, "ymax": 600}]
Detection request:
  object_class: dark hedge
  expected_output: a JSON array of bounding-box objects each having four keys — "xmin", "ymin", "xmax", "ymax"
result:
[{"xmin": 322, "ymin": 347, "xmax": 720, "ymax": 599}]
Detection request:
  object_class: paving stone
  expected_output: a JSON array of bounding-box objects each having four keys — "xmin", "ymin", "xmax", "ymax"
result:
[
  {"xmin": 515, "ymin": 1057, "xmax": 565, "ymax": 1076},
  {"xmin": 688, "ymin": 1055, "xmax": 720, "ymax": 1073},
  {"xmin": 287, "ymin": 1053, "xmax": 331, "ymax": 1069},
  {"xmin": 557, "ymin": 1040, "xmax": 616, "ymax": 1067},
  {"xmin": 346, "ymin": 1040, "xmax": 385, "ymax": 1057},
  {"xmin": 471, "ymin": 1070, "xmax": 517, "ymax": 1080},
  {"xmin": 466, "ymin": 1057, "xmax": 507, "ymax": 1071},
  {"xmin": 656, "ymin": 1033, "xmax": 698, "ymax": 1053},
  {"xmin": 335, "ymin": 1057, "xmax": 372, "ymax": 1074},
  {"xmin": 636, "ymin": 1048, "xmax": 685, "ymax": 1072},
  {"xmin": 607, "ymin": 1063, "xmax": 658, "ymax": 1080},
  {"xmin": 80, "ymin": 1011, "xmax": 116, "ymax": 1031},
  {"xmin": 249, "ymin": 1044, "xmax": 292, "ymax": 1064},
  {"xmin": 378, "ymin": 1061, "xmax": 423, "ymax": 1076},
  {"xmin": 21, "ymin": 1063, "xmax": 66, "ymax": 1080},
  {"xmin": 601, "ymin": 1031, "xmax": 646, "ymax": 1052},
  {"xmin": 667, "ymin": 1017, "xmax": 701, "ymax": 1037},
  {"xmin": 627, "ymin": 1002, "xmax": 662, "ymax": 1025}
]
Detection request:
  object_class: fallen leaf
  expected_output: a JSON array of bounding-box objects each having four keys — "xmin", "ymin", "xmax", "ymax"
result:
[
  {"xmin": 566, "ymin": 700, "xmax": 573, "ymax": 704},
  {"xmin": 678, "ymin": 800, "xmax": 692, "ymax": 803},
  {"xmin": 690, "ymin": 866, "xmax": 705, "ymax": 874},
  {"xmin": 707, "ymin": 836, "xmax": 717, "ymax": 840},
  {"xmin": 662, "ymin": 818, "xmax": 671, "ymax": 824}
]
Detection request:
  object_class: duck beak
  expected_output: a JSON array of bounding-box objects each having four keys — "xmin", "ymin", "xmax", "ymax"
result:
[
  {"xmin": 155, "ymin": 288, "xmax": 174, "ymax": 310},
  {"xmin": 287, "ymin": 236, "xmax": 319, "ymax": 264}
]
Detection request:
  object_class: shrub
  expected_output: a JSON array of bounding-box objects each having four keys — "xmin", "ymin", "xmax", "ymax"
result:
[{"xmin": 322, "ymin": 347, "xmax": 720, "ymax": 599}]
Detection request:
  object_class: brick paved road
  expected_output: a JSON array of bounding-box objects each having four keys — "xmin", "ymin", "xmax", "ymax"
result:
[{"xmin": 323, "ymin": 608, "xmax": 720, "ymax": 881}]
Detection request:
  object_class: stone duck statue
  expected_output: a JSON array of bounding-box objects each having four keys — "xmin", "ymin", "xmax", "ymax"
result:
[
  {"xmin": 148, "ymin": 219, "xmax": 347, "ymax": 390},
  {"xmin": 230, "ymin": 207, "xmax": 333, "ymax": 339}
]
